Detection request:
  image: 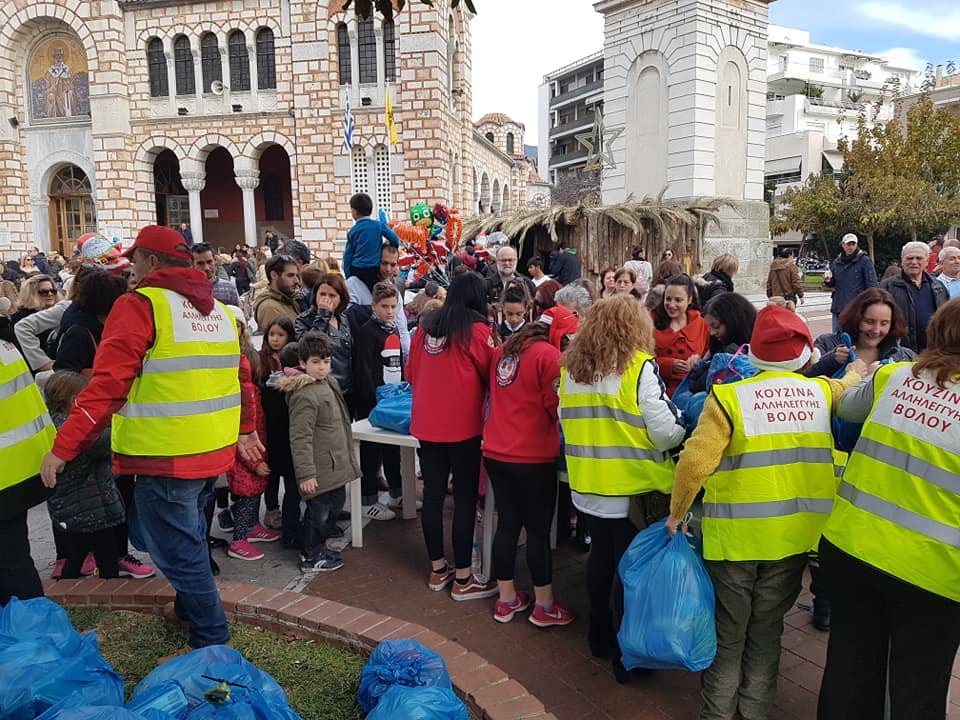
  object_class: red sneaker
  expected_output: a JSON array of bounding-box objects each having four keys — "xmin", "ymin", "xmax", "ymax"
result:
[
  {"xmin": 118, "ymin": 555, "xmax": 156, "ymax": 579},
  {"xmin": 493, "ymin": 590, "xmax": 531, "ymax": 623},
  {"xmin": 246, "ymin": 523, "xmax": 281, "ymax": 543},
  {"xmin": 80, "ymin": 553, "xmax": 96, "ymax": 577},
  {"xmin": 227, "ymin": 539, "xmax": 265, "ymax": 561},
  {"xmin": 529, "ymin": 602, "xmax": 575, "ymax": 628},
  {"xmin": 50, "ymin": 559, "xmax": 65, "ymax": 580}
]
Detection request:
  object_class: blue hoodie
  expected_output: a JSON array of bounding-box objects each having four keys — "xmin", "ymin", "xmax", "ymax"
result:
[{"xmin": 343, "ymin": 217, "xmax": 400, "ymax": 276}]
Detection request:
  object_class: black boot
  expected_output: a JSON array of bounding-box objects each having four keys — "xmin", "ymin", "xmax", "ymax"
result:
[
  {"xmin": 813, "ymin": 598, "xmax": 831, "ymax": 631},
  {"xmin": 588, "ymin": 614, "xmax": 618, "ymax": 658}
]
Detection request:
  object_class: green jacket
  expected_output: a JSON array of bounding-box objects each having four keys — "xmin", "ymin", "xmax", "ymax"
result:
[{"xmin": 279, "ymin": 372, "xmax": 359, "ymax": 498}]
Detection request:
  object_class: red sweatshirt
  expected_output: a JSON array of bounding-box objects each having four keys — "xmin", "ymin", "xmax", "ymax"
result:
[
  {"xmin": 406, "ymin": 322, "xmax": 495, "ymax": 443},
  {"xmin": 653, "ymin": 309, "xmax": 710, "ymax": 397},
  {"xmin": 52, "ymin": 267, "xmax": 257, "ymax": 479},
  {"xmin": 483, "ymin": 340, "xmax": 561, "ymax": 463}
]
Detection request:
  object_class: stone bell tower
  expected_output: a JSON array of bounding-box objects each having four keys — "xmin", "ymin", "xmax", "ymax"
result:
[{"xmin": 595, "ymin": 0, "xmax": 776, "ymax": 290}]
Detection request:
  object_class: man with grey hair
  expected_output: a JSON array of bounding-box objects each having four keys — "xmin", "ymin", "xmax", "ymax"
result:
[
  {"xmin": 935, "ymin": 245, "xmax": 960, "ymax": 298},
  {"xmin": 486, "ymin": 244, "xmax": 534, "ymax": 304},
  {"xmin": 823, "ymin": 233, "xmax": 878, "ymax": 332},
  {"xmin": 881, "ymin": 240, "xmax": 948, "ymax": 351}
]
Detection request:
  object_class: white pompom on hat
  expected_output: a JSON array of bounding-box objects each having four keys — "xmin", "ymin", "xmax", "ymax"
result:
[{"xmin": 748, "ymin": 305, "xmax": 821, "ymax": 373}]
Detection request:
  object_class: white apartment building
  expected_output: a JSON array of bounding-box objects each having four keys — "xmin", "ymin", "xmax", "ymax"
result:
[{"xmin": 765, "ymin": 25, "xmax": 918, "ymax": 216}]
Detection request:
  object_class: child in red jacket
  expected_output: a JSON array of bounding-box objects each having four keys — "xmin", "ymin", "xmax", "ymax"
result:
[{"xmin": 226, "ymin": 351, "xmax": 280, "ymax": 560}]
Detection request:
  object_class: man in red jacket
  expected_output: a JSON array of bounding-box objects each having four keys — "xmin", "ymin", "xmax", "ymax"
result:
[{"xmin": 40, "ymin": 225, "xmax": 263, "ymax": 651}]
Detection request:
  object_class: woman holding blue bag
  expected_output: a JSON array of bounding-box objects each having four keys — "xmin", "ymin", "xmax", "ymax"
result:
[
  {"xmin": 559, "ymin": 294, "xmax": 686, "ymax": 681},
  {"xmin": 667, "ymin": 305, "xmax": 867, "ymax": 720}
]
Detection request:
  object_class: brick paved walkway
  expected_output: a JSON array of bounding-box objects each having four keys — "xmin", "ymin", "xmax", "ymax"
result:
[{"xmin": 307, "ymin": 506, "xmax": 941, "ymax": 720}]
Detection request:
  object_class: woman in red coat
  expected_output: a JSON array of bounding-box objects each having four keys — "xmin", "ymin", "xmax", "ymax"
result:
[{"xmin": 653, "ymin": 274, "xmax": 709, "ymax": 396}]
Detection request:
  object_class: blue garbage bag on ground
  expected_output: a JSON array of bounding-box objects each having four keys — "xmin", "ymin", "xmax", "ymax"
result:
[
  {"xmin": 618, "ymin": 523, "xmax": 716, "ymax": 672},
  {"xmin": 369, "ymin": 382, "xmax": 413, "ymax": 434},
  {"xmin": 0, "ymin": 598, "xmax": 124, "ymax": 719},
  {"xmin": 358, "ymin": 639, "xmax": 452, "ymax": 713},
  {"xmin": 131, "ymin": 646, "xmax": 300, "ymax": 720},
  {"xmin": 37, "ymin": 702, "xmax": 176, "ymax": 720},
  {"xmin": 0, "ymin": 596, "xmax": 82, "ymax": 654},
  {"xmin": 365, "ymin": 686, "xmax": 468, "ymax": 720}
]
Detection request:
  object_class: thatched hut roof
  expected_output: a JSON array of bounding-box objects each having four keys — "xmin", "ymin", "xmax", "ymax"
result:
[{"xmin": 462, "ymin": 196, "xmax": 732, "ymax": 276}]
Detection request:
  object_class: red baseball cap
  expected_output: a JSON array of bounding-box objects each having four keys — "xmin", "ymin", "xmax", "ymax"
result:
[{"xmin": 122, "ymin": 225, "xmax": 192, "ymax": 261}]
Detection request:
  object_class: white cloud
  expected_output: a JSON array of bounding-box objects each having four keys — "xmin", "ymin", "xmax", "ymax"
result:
[
  {"xmin": 873, "ymin": 46, "xmax": 927, "ymax": 72},
  {"xmin": 859, "ymin": 2, "xmax": 960, "ymax": 41}
]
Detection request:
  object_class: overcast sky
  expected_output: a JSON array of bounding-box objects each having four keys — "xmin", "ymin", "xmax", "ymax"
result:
[{"xmin": 470, "ymin": 0, "xmax": 956, "ymax": 138}]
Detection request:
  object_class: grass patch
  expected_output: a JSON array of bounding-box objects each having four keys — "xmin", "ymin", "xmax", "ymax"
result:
[{"xmin": 67, "ymin": 607, "xmax": 364, "ymax": 720}]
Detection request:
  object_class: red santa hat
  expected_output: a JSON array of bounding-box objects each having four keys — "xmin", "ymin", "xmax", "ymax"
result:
[
  {"xmin": 748, "ymin": 305, "xmax": 820, "ymax": 372},
  {"xmin": 539, "ymin": 306, "xmax": 579, "ymax": 350}
]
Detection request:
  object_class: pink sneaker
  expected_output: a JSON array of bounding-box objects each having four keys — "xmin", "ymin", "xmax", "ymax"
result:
[
  {"xmin": 529, "ymin": 601, "xmax": 575, "ymax": 628},
  {"xmin": 50, "ymin": 559, "xmax": 65, "ymax": 580},
  {"xmin": 494, "ymin": 590, "xmax": 531, "ymax": 624},
  {"xmin": 80, "ymin": 553, "xmax": 97, "ymax": 577},
  {"xmin": 118, "ymin": 555, "xmax": 156, "ymax": 579},
  {"xmin": 246, "ymin": 523, "xmax": 281, "ymax": 543},
  {"xmin": 227, "ymin": 539, "xmax": 264, "ymax": 561}
]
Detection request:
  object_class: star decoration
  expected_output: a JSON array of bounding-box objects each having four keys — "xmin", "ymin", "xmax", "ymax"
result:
[{"xmin": 575, "ymin": 111, "xmax": 622, "ymax": 171}]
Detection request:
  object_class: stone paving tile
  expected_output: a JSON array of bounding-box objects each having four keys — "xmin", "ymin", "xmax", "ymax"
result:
[{"xmin": 306, "ymin": 505, "xmax": 824, "ymax": 720}]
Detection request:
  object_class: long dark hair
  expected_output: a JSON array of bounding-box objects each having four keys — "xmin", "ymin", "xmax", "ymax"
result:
[
  {"xmin": 703, "ymin": 292, "xmax": 756, "ymax": 354},
  {"xmin": 420, "ymin": 271, "xmax": 488, "ymax": 350},
  {"xmin": 500, "ymin": 320, "xmax": 550, "ymax": 356},
  {"xmin": 258, "ymin": 316, "xmax": 296, "ymax": 374},
  {"xmin": 653, "ymin": 274, "xmax": 699, "ymax": 331}
]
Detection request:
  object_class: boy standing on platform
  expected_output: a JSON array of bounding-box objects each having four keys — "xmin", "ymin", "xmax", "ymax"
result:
[{"xmin": 342, "ymin": 193, "xmax": 400, "ymax": 291}]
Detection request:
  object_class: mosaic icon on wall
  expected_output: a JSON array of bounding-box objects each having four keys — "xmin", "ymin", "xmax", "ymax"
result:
[{"xmin": 29, "ymin": 35, "xmax": 90, "ymax": 121}]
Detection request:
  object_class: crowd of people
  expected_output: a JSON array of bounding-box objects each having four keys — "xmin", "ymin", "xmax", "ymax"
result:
[{"xmin": 1, "ymin": 208, "xmax": 957, "ymax": 719}]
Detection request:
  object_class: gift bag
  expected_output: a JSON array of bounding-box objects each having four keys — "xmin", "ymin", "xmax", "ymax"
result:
[{"xmin": 369, "ymin": 382, "xmax": 413, "ymax": 435}]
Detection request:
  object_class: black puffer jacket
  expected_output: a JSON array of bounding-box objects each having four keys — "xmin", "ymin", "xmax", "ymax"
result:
[
  {"xmin": 294, "ymin": 308, "xmax": 353, "ymax": 397},
  {"xmin": 46, "ymin": 413, "xmax": 124, "ymax": 534},
  {"xmin": 697, "ymin": 271, "xmax": 733, "ymax": 307},
  {"xmin": 53, "ymin": 305, "xmax": 103, "ymax": 374}
]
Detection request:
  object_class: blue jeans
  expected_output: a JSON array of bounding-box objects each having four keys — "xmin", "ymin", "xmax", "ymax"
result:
[
  {"xmin": 128, "ymin": 476, "xmax": 230, "ymax": 648},
  {"xmin": 302, "ymin": 486, "xmax": 346, "ymax": 561}
]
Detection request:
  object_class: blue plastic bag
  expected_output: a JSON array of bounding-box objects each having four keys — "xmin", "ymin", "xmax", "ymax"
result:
[
  {"xmin": 0, "ymin": 597, "xmax": 124, "ymax": 720},
  {"xmin": 618, "ymin": 523, "xmax": 716, "ymax": 672},
  {"xmin": 673, "ymin": 351, "xmax": 758, "ymax": 429},
  {"xmin": 131, "ymin": 646, "xmax": 300, "ymax": 720},
  {"xmin": 365, "ymin": 686, "xmax": 468, "ymax": 720},
  {"xmin": 369, "ymin": 382, "xmax": 413, "ymax": 435},
  {"xmin": 0, "ymin": 596, "xmax": 82, "ymax": 654},
  {"xmin": 358, "ymin": 639, "xmax": 452, "ymax": 713}
]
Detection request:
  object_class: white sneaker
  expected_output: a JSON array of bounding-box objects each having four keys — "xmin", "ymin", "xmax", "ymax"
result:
[
  {"xmin": 386, "ymin": 495, "xmax": 423, "ymax": 511},
  {"xmin": 361, "ymin": 503, "xmax": 396, "ymax": 521}
]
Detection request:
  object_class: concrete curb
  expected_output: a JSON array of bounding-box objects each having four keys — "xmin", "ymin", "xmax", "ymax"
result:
[{"xmin": 43, "ymin": 578, "xmax": 557, "ymax": 720}]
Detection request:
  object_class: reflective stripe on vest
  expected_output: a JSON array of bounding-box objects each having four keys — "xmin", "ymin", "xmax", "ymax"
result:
[
  {"xmin": 824, "ymin": 362, "xmax": 960, "ymax": 601},
  {"xmin": 111, "ymin": 288, "xmax": 241, "ymax": 458},
  {"xmin": 559, "ymin": 351, "xmax": 675, "ymax": 496},
  {"xmin": 0, "ymin": 341, "xmax": 55, "ymax": 492},
  {"xmin": 705, "ymin": 372, "xmax": 836, "ymax": 562}
]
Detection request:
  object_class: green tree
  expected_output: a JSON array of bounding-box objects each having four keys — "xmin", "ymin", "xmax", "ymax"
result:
[{"xmin": 772, "ymin": 95, "xmax": 960, "ymax": 259}]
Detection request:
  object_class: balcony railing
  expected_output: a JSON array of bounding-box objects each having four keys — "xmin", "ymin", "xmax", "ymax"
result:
[
  {"xmin": 550, "ymin": 79, "xmax": 604, "ymax": 107},
  {"xmin": 549, "ymin": 113, "xmax": 597, "ymax": 137},
  {"xmin": 549, "ymin": 147, "xmax": 589, "ymax": 166}
]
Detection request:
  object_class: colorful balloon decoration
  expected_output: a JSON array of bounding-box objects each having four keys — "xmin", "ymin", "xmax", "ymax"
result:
[{"xmin": 75, "ymin": 232, "xmax": 130, "ymax": 274}]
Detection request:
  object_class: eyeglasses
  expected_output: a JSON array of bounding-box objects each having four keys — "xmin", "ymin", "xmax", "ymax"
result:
[{"xmin": 37, "ymin": 289, "xmax": 56, "ymax": 297}]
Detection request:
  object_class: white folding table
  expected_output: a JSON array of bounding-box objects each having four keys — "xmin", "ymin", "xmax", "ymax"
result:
[{"xmin": 349, "ymin": 419, "xmax": 420, "ymax": 548}]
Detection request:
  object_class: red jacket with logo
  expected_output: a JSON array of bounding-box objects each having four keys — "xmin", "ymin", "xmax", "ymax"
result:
[
  {"xmin": 406, "ymin": 322, "xmax": 494, "ymax": 443},
  {"xmin": 52, "ymin": 267, "xmax": 258, "ymax": 479},
  {"xmin": 483, "ymin": 340, "xmax": 561, "ymax": 464}
]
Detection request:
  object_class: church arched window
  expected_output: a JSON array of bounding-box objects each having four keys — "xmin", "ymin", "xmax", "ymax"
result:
[
  {"xmin": 173, "ymin": 35, "xmax": 195, "ymax": 96},
  {"xmin": 147, "ymin": 37, "xmax": 168, "ymax": 97}
]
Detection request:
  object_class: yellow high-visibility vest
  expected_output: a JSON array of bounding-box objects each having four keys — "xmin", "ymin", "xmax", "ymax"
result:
[
  {"xmin": 559, "ymin": 351, "xmax": 675, "ymax": 496},
  {"xmin": 0, "ymin": 341, "xmax": 55, "ymax": 494},
  {"xmin": 824, "ymin": 362, "xmax": 960, "ymax": 602},
  {"xmin": 706, "ymin": 372, "xmax": 836, "ymax": 561},
  {"xmin": 112, "ymin": 287, "xmax": 241, "ymax": 457}
]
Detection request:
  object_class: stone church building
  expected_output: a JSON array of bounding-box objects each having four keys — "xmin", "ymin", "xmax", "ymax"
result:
[{"xmin": 0, "ymin": 0, "xmax": 528, "ymax": 257}]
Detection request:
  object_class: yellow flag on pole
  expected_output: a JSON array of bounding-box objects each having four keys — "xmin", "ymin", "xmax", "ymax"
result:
[{"xmin": 385, "ymin": 91, "xmax": 398, "ymax": 146}]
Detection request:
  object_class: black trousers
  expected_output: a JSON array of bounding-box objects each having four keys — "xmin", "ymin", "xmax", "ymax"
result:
[
  {"xmin": 484, "ymin": 458, "xmax": 557, "ymax": 587},
  {"xmin": 818, "ymin": 539, "xmax": 960, "ymax": 720},
  {"xmin": 60, "ymin": 527, "xmax": 120, "ymax": 580},
  {"xmin": 113, "ymin": 474, "xmax": 135, "ymax": 558},
  {"xmin": 350, "ymin": 265, "xmax": 381, "ymax": 293},
  {"xmin": 302, "ymin": 486, "xmax": 346, "ymax": 561},
  {"xmin": 419, "ymin": 437, "xmax": 482, "ymax": 570},
  {"xmin": 359, "ymin": 441, "xmax": 401, "ymax": 504},
  {"xmin": 0, "ymin": 511, "xmax": 43, "ymax": 605},
  {"xmin": 584, "ymin": 515, "xmax": 638, "ymax": 647}
]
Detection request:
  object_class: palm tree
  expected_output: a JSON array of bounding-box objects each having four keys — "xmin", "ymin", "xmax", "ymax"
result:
[{"xmin": 337, "ymin": 0, "xmax": 477, "ymax": 21}]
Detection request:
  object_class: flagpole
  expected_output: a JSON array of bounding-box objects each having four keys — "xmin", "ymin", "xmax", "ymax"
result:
[
  {"xmin": 345, "ymin": 90, "xmax": 355, "ymax": 200},
  {"xmin": 387, "ymin": 82, "xmax": 394, "ymax": 218}
]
